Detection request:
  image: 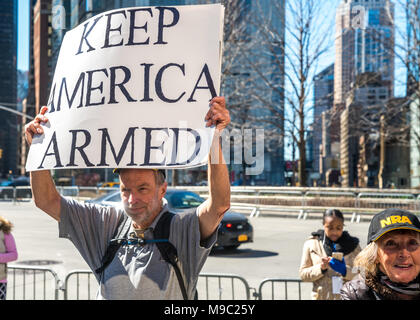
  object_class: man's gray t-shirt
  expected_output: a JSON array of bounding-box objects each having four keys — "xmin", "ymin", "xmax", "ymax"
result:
[{"xmin": 58, "ymin": 196, "xmax": 217, "ymax": 300}]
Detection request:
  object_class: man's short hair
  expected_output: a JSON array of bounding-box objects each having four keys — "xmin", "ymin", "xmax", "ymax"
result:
[{"xmin": 113, "ymin": 168, "xmax": 166, "ymax": 185}]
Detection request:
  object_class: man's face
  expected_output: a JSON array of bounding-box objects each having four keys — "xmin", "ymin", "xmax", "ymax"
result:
[{"xmin": 119, "ymin": 169, "xmax": 167, "ymax": 229}]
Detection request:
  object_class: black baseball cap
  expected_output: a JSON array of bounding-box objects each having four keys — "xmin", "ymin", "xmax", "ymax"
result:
[
  {"xmin": 367, "ymin": 208, "xmax": 420, "ymax": 244},
  {"xmin": 113, "ymin": 168, "xmax": 166, "ymax": 179}
]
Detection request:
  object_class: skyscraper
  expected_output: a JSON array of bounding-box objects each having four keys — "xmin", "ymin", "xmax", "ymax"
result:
[
  {"xmin": 34, "ymin": 0, "xmax": 53, "ymax": 117},
  {"xmin": 27, "ymin": 0, "xmax": 38, "ymax": 113},
  {"xmin": 0, "ymin": 0, "xmax": 18, "ymax": 177},
  {"xmin": 334, "ymin": 0, "xmax": 395, "ymax": 187},
  {"xmin": 313, "ymin": 64, "xmax": 334, "ymax": 176},
  {"xmin": 407, "ymin": 1, "xmax": 420, "ymax": 187},
  {"xmin": 406, "ymin": 1, "xmax": 420, "ymax": 96},
  {"xmin": 256, "ymin": 0, "xmax": 285, "ymax": 186},
  {"xmin": 334, "ymin": 0, "xmax": 394, "ymax": 107},
  {"xmin": 221, "ymin": 0, "xmax": 285, "ymax": 185}
]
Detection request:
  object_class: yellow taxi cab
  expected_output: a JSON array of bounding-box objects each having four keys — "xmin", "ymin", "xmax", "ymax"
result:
[{"xmin": 99, "ymin": 182, "xmax": 120, "ymax": 188}]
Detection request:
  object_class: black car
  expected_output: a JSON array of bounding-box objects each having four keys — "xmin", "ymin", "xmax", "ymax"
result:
[{"xmin": 85, "ymin": 188, "xmax": 253, "ymax": 249}]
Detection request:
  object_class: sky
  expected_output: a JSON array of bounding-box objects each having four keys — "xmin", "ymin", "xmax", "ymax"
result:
[
  {"xmin": 16, "ymin": 0, "xmax": 407, "ymax": 84},
  {"xmin": 15, "ymin": 0, "xmax": 410, "ymax": 164},
  {"xmin": 18, "ymin": 0, "xmax": 30, "ymax": 71},
  {"xmin": 15, "ymin": 0, "xmax": 408, "ymax": 134}
]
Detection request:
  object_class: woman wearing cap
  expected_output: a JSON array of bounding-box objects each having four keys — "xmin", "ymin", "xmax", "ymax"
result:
[
  {"xmin": 341, "ymin": 208, "xmax": 420, "ymax": 300},
  {"xmin": 299, "ymin": 209, "xmax": 361, "ymax": 300}
]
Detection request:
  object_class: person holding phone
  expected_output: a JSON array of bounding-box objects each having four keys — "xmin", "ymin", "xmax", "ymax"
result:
[{"xmin": 299, "ymin": 209, "xmax": 361, "ymax": 300}]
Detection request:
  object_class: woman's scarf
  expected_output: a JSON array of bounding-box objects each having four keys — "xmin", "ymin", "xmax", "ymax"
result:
[
  {"xmin": 379, "ymin": 271, "xmax": 420, "ymax": 296},
  {"xmin": 365, "ymin": 271, "xmax": 420, "ymax": 299},
  {"xmin": 311, "ymin": 229, "xmax": 359, "ymax": 256}
]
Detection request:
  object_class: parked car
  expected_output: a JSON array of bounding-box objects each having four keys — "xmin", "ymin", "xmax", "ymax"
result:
[
  {"xmin": 85, "ymin": 188, "xmax": 253, "ymax": 250},
  {"xmin": 0, "ymin": 177, "xmax": 31, "ymax": 199},
  {"xmin": 85, "ymin": 190, "xmax": 123, "ymax": 207}
]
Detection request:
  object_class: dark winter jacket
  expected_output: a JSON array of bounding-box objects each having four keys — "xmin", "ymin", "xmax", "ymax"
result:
[
  {"xmin": 341, "ymin": 274, "xmax": 420, "ymax": 300},
  {"xmin": 340, "ymin": 275, "xmax": 379, "ymax": 300}
]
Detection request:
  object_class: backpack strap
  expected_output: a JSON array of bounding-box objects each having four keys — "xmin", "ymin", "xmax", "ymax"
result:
[
  {"xmin": 95, "ymin": 210, "xmax": 188, "ymax": 300},
  {"xmin": 153, "ymin": 211, "xmax": 188, "ymax": 300},
  {"xmin": 95, "ymin": 214, "xmax": 130, "ymax": 275}
]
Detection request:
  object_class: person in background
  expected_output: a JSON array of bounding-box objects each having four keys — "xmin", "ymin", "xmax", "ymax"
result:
[
  {"xmin": 299, "ymin": 209, "xmax": 361, "ymax": 300},
  {"xmin": 0, "ymin": 216, "xmax": 18, "ymax": 300},
  {"xmin": 341, "ymin": 208, "xmax": 420, "ymax": 300}
]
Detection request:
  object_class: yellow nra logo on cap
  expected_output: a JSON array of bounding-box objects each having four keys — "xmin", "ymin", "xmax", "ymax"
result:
[{"xmin": 380, "ymin": 215, "xmax": 413, "ymax": 228}]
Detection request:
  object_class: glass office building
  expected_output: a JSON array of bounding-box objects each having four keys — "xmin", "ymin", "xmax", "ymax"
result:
[{"xmin": 0, "ymin": 0, "xmax": 18, "ymax": 177}]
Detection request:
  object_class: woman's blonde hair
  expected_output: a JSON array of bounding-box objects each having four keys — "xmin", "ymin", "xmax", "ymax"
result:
[
  {"xmin": 353, "ymin": 242, "xmax": 379, "ymax": 277},
  {"xmin": 0, "ymin": 216, "xmax": 13, "ymax": 234}
]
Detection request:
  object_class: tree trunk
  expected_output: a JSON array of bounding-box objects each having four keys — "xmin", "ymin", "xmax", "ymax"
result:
[
  {"xmin": 378, "ymin": 115, "xmax": 385, "ymax": 189},
  {"xmin": 298, "ymin": 140, "xmax": 307, "ymax": 187}
]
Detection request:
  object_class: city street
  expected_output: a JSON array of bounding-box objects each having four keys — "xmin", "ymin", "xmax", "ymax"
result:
[
  {"xmin": 0, "ymin": 200, "xmax": 370, "ymax": 299},
  {"xmin": 0, "ymin": 0, "xmax": 418, "ymax": 307}
]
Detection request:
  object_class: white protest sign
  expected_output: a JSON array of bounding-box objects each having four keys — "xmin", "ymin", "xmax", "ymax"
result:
[{"xmin": 26, "ymin": 4, "xmax": 224, "ymax": 172}]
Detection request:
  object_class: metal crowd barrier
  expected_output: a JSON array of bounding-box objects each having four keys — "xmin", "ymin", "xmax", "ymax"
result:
[
  {"xmin": 5, "ymin": 186, "xmax": 420, "ymax": 222},
  {"xmin": 7, "ymin": 265, "xmax": 62, "ymax": 300},
  {"xmin": 197, "ymin": 273, "xmax": 251, "ymax": 300},
  {"xmin": 8, "ymin": 266, "xmax": 304, "ymax": 300},
  {"xmin": 62, "ymin": 270, "xmax": 98, "ymax": 300},
  {"xmin": 0, "ymin": 186, "xmax": 32, "ymax": 202},
  {"xmin": 257, "ymin": 278, "xmax": 311, "ymax": 300},
  {"xmin": 61, "ymin": 271, "xmax": 253, "ymax": 300},
  {"xmin": 356, "ymin": 192, "xmax": 418, "ymax": 211},
  {"xmin": 230, "ymin": 189, "xmax": 420, "ymax": 222}
]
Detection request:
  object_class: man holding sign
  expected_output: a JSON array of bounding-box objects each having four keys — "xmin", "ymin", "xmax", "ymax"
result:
[
  {"xmin": 24, "ymin": 4, "xmax": 229, "ymax": 300},
  {"xmin": 24, "ymin": 96, "xmax": 230, "ymax": 300}
]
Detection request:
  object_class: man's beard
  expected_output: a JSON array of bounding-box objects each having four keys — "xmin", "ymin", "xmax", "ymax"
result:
[{"xmin": 124, "ymin": 198, "xmax": 162, "ymax": 228}]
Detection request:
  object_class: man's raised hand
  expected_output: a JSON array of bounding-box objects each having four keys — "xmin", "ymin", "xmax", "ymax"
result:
[
  {"xmin": 205, "ymin": 96, "xmax": 230, "ymax": 132},
  {"xmin": 24, "ymin": 106, "xmax": 49, "ymax": 146}
]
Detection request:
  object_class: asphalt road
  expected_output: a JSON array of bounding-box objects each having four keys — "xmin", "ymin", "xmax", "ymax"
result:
[{"xmin": 0, "ymin": 200, "xmax": 371, "ymax": 299}]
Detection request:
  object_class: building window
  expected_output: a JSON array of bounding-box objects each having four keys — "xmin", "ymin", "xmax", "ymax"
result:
[{"xmin": 368, "ymin": 9, "xmax": 380, "ymax": 26}]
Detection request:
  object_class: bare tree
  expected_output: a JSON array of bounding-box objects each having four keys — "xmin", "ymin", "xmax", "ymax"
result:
[
  {"xmin": 189, "ymin": 1, "xmax": 340, "ymax": 186},
  {"xmin": 242, "ymin": 0, "xmax": 336, "ymax": 186},
  {"xmin": 354, "ymin": 0, "xmax": 420, "ymax": 145},
  {"xmin": 340, "ymin": 0, "xmax": 419, "ymax": 188},
  {"xmin": 391, "ymin": 0, "xmax": 420, "ymax": 157},
  {"xmin": 182, "ymin": 0, "xmax": 262, "ymax": 185}
]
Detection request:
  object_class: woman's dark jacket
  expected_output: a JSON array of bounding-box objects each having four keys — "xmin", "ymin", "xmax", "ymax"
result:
[
  {"xmin": 341, "ymin": 274, "xmax": 420, "ymax": 300},
  {"xmin": 341, "ymin": 276, "xmax": 379, "ymax": 300}
]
